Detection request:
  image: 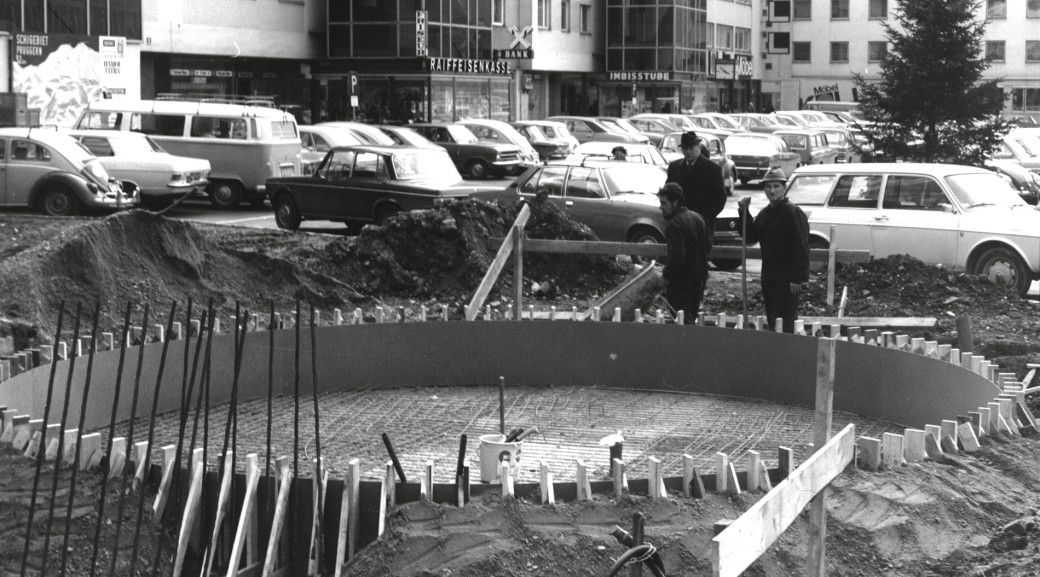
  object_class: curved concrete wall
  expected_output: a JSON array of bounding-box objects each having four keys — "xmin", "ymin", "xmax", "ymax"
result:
[{"xmin": 0, "ymin": 322, "xmax": 1000, "ymax": 433}]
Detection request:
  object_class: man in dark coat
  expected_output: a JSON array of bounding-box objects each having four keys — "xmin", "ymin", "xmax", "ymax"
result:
[
  {"xmin": 657, "ymin": 183, "xmax": 712, "ymax": 324},
  {"xmin": 736, "ymin": 167, "xmax": 811, "ymax": 333},
  {"xmin": 666, "ymin": 131, "xmax": 727, "ymax": 238}
]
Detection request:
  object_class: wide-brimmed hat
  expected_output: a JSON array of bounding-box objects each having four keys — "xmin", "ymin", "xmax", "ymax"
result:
[
  {"xmin": 679, "ymin": 131, "xmax": 702, "ymax": 148},
  {"xmin": 761, "ymin": 166, "xmax": 788, "ymax": 184}
]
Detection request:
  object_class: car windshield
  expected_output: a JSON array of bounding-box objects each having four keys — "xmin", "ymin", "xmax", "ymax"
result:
[
  {"xmin": 521, "ymin": 125, "xmax": 547, "ymax": 141},
  {"xmin": 602, "ymin": 165, "xmax": 668, "ymax": 195},
  {"xmin": 822, "ymin": 130, "xmax": 848, "ymax": 145},
  {"xmin": 712, "ymin": 115, "xmax": 742, "ymax": 130},
  {"xmin": 447, "ymin": 125, "xmax": 478, "ymax": 144},
  {"xmin": 392, "ymin": 150, "xmax": 461, "ymax": 181},
  {"xmin": 1013, "ymin": 135, "xmax": 1040, "ymax": 156},
  {"xmin": 113, "ymin": 134, "xmax": 166, "ymax": 154},
  {"xmin": 944, "ymin": 173, "xmax": 1028, "ymax": 208},
  {"xmin": 726, "ymin": 136, "xmax": 774, "ymax": 155}
]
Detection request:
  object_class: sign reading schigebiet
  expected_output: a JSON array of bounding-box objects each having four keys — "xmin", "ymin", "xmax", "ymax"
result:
[
  {"xmin": 99, "ymin": 36, "xmax": 128, "ymax": 96},
  {"xmin": 426, "ymin": 58, "xmax": 509, "ymax": 75}
]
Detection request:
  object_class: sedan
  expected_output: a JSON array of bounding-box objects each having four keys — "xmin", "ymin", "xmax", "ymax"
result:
[
  {"xmin": 471, "ymin": 160, "xmax": 668, "ymax": 246},
  {"xmin": 725, "ymin": 133, "xmax": 801, "ymax": 185},
  {"xmin": 784, "ymin": 163, "xmax": 1040, "ymax": 296},
  {"xmin": 774, "ymin": 129, "xmax": 838, "ymax": 166},
  {"xmin": 410, "ymin": 123, "xmax": 523, "ymax": 178},
  {"xmin": 546, "ymin": 116, "xmax": 649, "ymax": 144},
  {"xmin": 511, "ymin": 120, "xmax": 577, "ymax": 161},
  {"xmin": 299, "ymin": 125, "xmax": 364, "ymax": 174},
  {"xmin": 568, "ymin": 141, "xmax": 668, "ymax": 167},
  {"xmin": 267, "ymin": 145, "xmax": 497, "ymax": 230},
  {"xmin": 0, "ymin": 127, "xmax": 137, "ymax": 215},
  {"xmin": 729, "ymin": 113, "xmax": 785, "ymax": 134},
  {"xmin": 68, "ymin": 129, "xmax": 210, "ymax": 209}
]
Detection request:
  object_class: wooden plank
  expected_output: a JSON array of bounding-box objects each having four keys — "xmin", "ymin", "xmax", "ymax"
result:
[
  {"xmin": 0, "ymin": 409, "xmax": 17, "ymax": 443},
  {"xmin": 882, "ymin": 433, "xmax": 904, "ymax": 468},
  {"xmin": 957, "ymin": 422, "xmax": 980, "ymax": 452},
  {"xmin": 108, "ymin": 437, "xmax": 126, "ymax": 478},
  {"xmin": 539, "ymin": 460, "xmax": 555, "ymax": 504},
  {"xmin": 711, "ymin": 424, "xmax": 856, "ymax": 577},
  {"xmin": 133, "ymin": 441, "xmax": 150, "ymax": 491},
  {"xmin": 334, "ymin": 468, "xmax": 351, "ymax": 577},
  {"xmin": 78, "ymin": 432, "xmax": 103, "ymax": 471},
  {"xmin": 726, "ymin": 462, "xmax": 741, "ymax": 496},
  {"xmin": 307, "ymin": 458, "xmax": 329, "ymax": 577},
  {"xmin": 346, "ymin": 458, "xmax": 360, "ymax": 560},
  {"xmin": 575, "ymin": 459, "xmax": 591, "ymax": 501},
  {"xmin": 467, "ymin": 203, "xmax": 530, "ymax": 320},
  {"xmin": 903, "ymin": 429, "xmax": 926, "ymax": 463},
  {"xmin": 941, "ymin": 420, "xmax": 959, "ymax": 451},
  {"xmin": 225, "ymin": 454, "xmax": 261, "ymax": 577},
  {"xmin": 808, "ymin": 338, "xmax": 836, "ymax": 577},
  {"xmin": 201, "ymin": 451, "xmax": 235, "ymax": 577},
  {"xmin": 799, "ymin": 316, "xmax": 937, "ymax": 329},
  {"xmin": 715, "ymin": 452, "xmax": 729, "ymax": 493},
  {"xmin": 172, "ymin": 460, "xmax": 204, "ymax": 577},
  {"xmin": 261, "ymin": 457, "xmax": 292, "ymax": 577},
  {"xmin": 10, "ymin": 415, "xmax": 31, "ymax": 450},
  {"xmin": 153, "ymin": 444, "xmax": 177, "ymax": 522},
  {"xmin": 486, "ymin": 238, "xmax": 871, "ymax": 262},
  {"xmin": 924, "ymin": 433, "xmax": 943, "ymax": 459},
  {"xmin": 682, "ymin": 454, "xmax": 706, "ymax": 499},
  {"xmin": 613, "ymin": 458, "xmax": 626, "ymax": 497},
  {"xmin": 857, "ymin": 437, "xmax": 880, "ymax": 470},
  {"xmin": 747, "ymin": 451, "xmax": 762, "ymax": 492},
  {"xmin": 42, "ymin": 423, "xmax": 61, "ymax": 461}
]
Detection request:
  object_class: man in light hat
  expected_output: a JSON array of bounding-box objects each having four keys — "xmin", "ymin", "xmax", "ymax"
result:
[
  {"xmin": 666, "ymin": 131, "xmax": 727, "ymax": 240},
  {"xmin": 657, "ymin": 182, "xmax": 711, "ymax": 323},
  {"xmin": 736, "ymin": 167, "xmax": 810, "ymax": 333}
]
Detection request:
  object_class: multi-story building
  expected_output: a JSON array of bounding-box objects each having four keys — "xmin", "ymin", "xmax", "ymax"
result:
[
  {"xmin": 762, "ymin": 0, "xmax": 1040, "ymax": 118},
  {"xmin": 706, "ymin": 0, "xmax": 759, "ymax": 113}
]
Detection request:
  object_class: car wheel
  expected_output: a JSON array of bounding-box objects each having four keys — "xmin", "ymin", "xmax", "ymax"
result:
[
  {"xmin": 467, "ymin": 159, "xmax": 489, "ymax": 179},
  {"xmin": 273, "ymin": 196, "xmax": 301, "ymax": 230},
  {"xmin": 376, "ymin": 205, "xmax": 401, "ymax": 226},
  {"xmin": 40, "ymin": 187, "xmax": 79, "ymax": 216},
  {"xmin": 208, "ymin": 180, "xmax": 244, "ymax": 209},
  {"xmin": 628, "ymin": 227, "xmax": 664, "ymax": 265},
  {"xmin": 808, "ymin": 237, "xmax": 829, "ymax": 275},
  {"xmin": 975, "ymin": 247, "xmax": 1031, "ymax": 297}
]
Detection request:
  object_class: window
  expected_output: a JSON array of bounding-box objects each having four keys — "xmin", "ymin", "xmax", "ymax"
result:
[
  {"xmin": 566, "ymin": 167, "xmax": 605, "ymax": 199},
  {"xmin": 793, "ymin": 41, "xmax": 811, "ymax": 62},
  {"xmin": 580, "ymin": 4, "xmax": 591, "ymax": 33},
  {"xmin": 830, "ymin": 41, "xmax": 849, "ymax": 63},
  {"xmin": 883, "ymin": 176, "xmax": 947, "ymax": 210},
  {"xmin": 520, "ymin": 166, "xmax": 566, "ymax": 196},
  {"xmin": 1029, "ymin": 0, "xmax": 1040, "ymax": 18},
  {"xmin": 492, "ymin": 0, "xmax": 504, "ymax": 24},
  {"xmin": 769, "ymin": 32, "xmax": 790, "ymax": 53},
  {"xmin": 987, "ymin": 0, "xmax": 1006, "ymax": 19},
  {"xmin": 986, "ymin": 41, "xmax": 1005, "ymax": 62},
  {"xmin": 735, "ymin": 27, "xmax": 751, "ymax": 52},
  {"xmin": 1028, "ymin": 41, "xmax": 1040, "ymax": 62},
  {"xmin": 717, "ymin": 24, "xmax": 733, "ymax": 50},
  {"xmin": 11, "ymin": 140, "xmax": 51, "ymax": 162},
  {"xmin": 831, "ymin": 0, "xmax": 849, "ymax": 19},
  {"xmin": 829, "ymin": 174, "xmax": 881, "ymax": 208},
  {"xmin": 793, "ymin": 0, "xmax": 811, "ymax": 19},
  {"xmin": 706, "ymin": 24, "xmax": 714, "ymax": 49},
  {"xmin": 537, "ymin": 0, "xmax": 550, "ymax": 28},
  {"xmin": 868, "ymin": 41, "xmax": 887, "ymax": 62},
  {"xmin": 869, "ymin": 0, "xmax": 888, "ymax": 18},
  {"xmin": 78, "ymin": 136, "xmax": 114, "ymax": 156},
  {"xmin": 561, "ymin": 0, "xmax": 570, "ymax": 31}
]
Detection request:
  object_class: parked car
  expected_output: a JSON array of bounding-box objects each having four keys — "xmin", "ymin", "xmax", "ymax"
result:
[
  {"xmin": 410, "ymin": 123, "xmax": 523, "ymax": 178},
  {"xmin": 724, "ymin": 133, "xmax": 801, "ymax": 185},
  {"xmin": 659, "ymin": 131, "xmax": 736, "ymax": 196},
  {"xmin": 776, "ymin": 110, "xmax": 844, "ymax": 129},
  {"xmin": 546, "ymin": 116, "xmax": 649, "ymax": 144},
  {"xmin": 456, "ymin": 118, "xmax": 540, "ymax": 170},
  {"xmin": 783, "ymin": 163, "xmax": 1040, "ymax": 295},
  {"xmin": 567, "ymin": 141, "xmax": 668, "ymax": 167},
  {"xmin": 298, "ymin": 125, "xmax": 364, "ymax": 175},
  {"xmin": 986, "ymin": 159, "xmax": 1040, "ymax": 205},
  {"xmin": 995, "ymin": 130, "xmax": 1040, "ymax": 172},
  {"xmin": 315, "ymin": 121, "xmax": 396, "ymax": 146},
  {"xmin": 470, "ymin": 160, "xmax": 669, "ymax": 247},
  {"xmin": 688, "ymin": 113, "xmax": 747, "ymax": 134},
  {"xmin": 377, "ymin": 125, "xmax": 444, "ymax": 150},
  {"xmin": 729, "ymin": 113, "xmax": 786, "ymax": 134},
  {"xmin": 267, "ymin": 145, "xmax": 496, "ymax": 230},
  {"xmin": 595, "ymin": 116, "xmax": 659, "ymax": 146},
  {"xmin": 511, "ymin": 120, "xmax": 577, "ymax": 161},
  {"xmin": 768, "ymin": 113, "xmax": 809, "ymax": 129},
  {"xmin": 625, "ymin": 115, "xmax": 683, "ymax": 147},
  {"xmin": 774, "ymin": 129, "xmax": 838, "ymax": 166},
  {"xmin": 66, "ymin": 129, "xmax": 209, "ymax": 209},
  {"xmin": 0, "ymin": 127, "xmax": 137, "ymax": 216},
  {"xmin": 817, "ymin": 126, "xmax": 865, "ymax": 163}
]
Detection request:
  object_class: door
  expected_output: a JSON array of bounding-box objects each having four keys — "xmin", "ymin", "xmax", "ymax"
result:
[
  {"xmin": 7, "ymin": 139, "xmax": 53, "ymax": 206},
  {"xmin": 870, "ymin": 175, "xmax": 959, "ymax": 266},
  {"xmin": 818, "ymin": 174, "xmax": 883, "ymax": 251},
  {"xmin": 517, "ymin": 165, "xmax": 568, "ymax": 212},
  {"xmin": 340, "ymin": 151, "xmax": 387, "ymax": 222},
  {"xmin": 306, "ymin": 149, "xmax": 356, "ymax": 217},
  {"xmin": 559, "ymin": 166, "xmax": 616, "ymax": 239}
]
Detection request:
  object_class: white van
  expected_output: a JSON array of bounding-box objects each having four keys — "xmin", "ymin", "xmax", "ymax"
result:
[{"xmin": 73, "ymin": 98, "xmax": 301, "ymax": 208}]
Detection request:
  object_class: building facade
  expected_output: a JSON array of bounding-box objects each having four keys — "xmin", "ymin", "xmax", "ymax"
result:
[{"xmin": 762, "ymin": 0, "xmax": 1040, "ymax": 118}]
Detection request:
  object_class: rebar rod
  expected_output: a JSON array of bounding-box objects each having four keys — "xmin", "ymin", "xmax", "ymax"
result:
[{"xmin": 309, "ymin": 307, "xmax": 325, "ymax": 575}]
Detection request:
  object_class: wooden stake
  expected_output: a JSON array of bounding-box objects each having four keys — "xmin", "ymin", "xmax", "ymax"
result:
[
  {"xmin": 261, "ymin": 457, "xmax": 292, "ymax": 577},
  {"xmin": 225, "ymin": 454, "xmax": 261, "ymax": 577}
]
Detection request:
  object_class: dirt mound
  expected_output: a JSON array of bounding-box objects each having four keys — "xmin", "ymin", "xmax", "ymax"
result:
[
  {"xmin": 0, "ymin": 210, "xmax": 365, "ymax": 340},
  {"xmin": 291, "ymin": 198, "xmax": 631, "ymax": 302}
]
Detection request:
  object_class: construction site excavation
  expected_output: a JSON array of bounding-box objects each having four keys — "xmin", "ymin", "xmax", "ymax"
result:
[{"xmin": 2, "ymin": 208, "xmax": 1040, "ymax": 577}]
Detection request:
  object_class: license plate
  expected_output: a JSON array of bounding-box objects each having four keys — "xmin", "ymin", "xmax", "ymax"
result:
[{"xmin": 280, "ymin": 165, "xmax": 295, "ymax": 176}]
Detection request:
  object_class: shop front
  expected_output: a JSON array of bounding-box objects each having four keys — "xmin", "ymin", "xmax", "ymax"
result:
[
  {"xmin": 709, "ymin": 53, "xmax": 759, "ymax": 113},
  {"xmin": 314, "ymin": 57, "xmax": 515, "ymax": 124},
  {"xmin": 596, "ymin": 70, "xmax": 709, "ymax": 117}
]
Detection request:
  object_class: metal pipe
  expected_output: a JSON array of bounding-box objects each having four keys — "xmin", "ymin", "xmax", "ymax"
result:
[
  {"xmin": 59, "ymin": 302, "xmax": 102, "ymax": 577},
  {"xmin": 127, "ymin": 301, "xmax": 178, "ymax": 577},
  {"xmin": 107, "ymin": 303, "xmax": 150, "ymax": 577},
  {"xmin": 40, "ymin": 303, "xmax": 83, "ymax": 577},
  {"xmin": 19, "ymin": 302, "xmax": 65, "ymax": 577},
  {"xmin": 89, "ymin": 302, "xmax": 131, "ymax": 577}
]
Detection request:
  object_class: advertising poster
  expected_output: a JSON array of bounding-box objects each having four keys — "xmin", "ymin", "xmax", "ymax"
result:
[{"xmin": 12, "ymin": 34, "xmax": 105, "ymax": 127}]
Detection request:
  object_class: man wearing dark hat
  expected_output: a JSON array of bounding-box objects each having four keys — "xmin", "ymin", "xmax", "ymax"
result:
[
  {"xmin": 736, "ymin": 167, "xmax": 810, "ymax": 333},
  {"xmin": 666, "ymin": 131, "xmax": 727, "ymax": 240},
  {"xmin": 657, "ymin": 182, "xmax": 712, "ymax": 323}
]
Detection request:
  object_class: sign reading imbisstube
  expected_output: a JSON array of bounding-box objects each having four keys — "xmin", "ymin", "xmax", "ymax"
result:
[{"xmin": 608, "ymin": 71, "xmax": 674, "ymax": 82}]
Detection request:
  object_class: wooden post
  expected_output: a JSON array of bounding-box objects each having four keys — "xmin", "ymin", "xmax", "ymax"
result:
[
  {"xmin": 613, "ymin": 458, "xmax": 626, "ymax": 496},
  {"xmin": 747, "ymin": 451, "xmax": 762, "ymax": 491},
  {"xmin": 225, "ymin": 454, "xmax": 261, "ymax": 577},
  {"xmin": 347, "ymin": 458, "xmax": 361, "ymax": 559},
  {"xmin": 200, "ymin": 451, "xmax": 235, "ymax": 577},
  {"xmin": 575, "ymin": 459, "xmax": 591, "ymax": 501},
  {"xmin": 683, "ymin": 454, "xmax": 706, "ymax": 499},
  {"xmin": 172, "ymin": 460, "xmax": 204, "ymax": 577},
  {"xmin": 715, "ymin": 452, "xmax": 729, "ymax": 493},
  {"xmin": 513, "ymin": 225, "xmax": 524, "ymax": 321},
  {"xmin": 261, "ymin": 457, "xmax": 292, "ymax": 577},
  {"xmin": 826, "ymin": 225, "xmax": 836, "ymax": 310},
  {"xmin": 807, "ymin": 337, "xmax": 836, "ymax": 577},
  {"xmin": 539, "ymin": 461, "xmax": 555, "ymax": 505}
]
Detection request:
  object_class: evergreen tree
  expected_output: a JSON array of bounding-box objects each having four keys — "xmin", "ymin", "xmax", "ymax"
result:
[{"xmin": 853, "ymin": 0, "xmax": 1009, "ymax": 164}]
